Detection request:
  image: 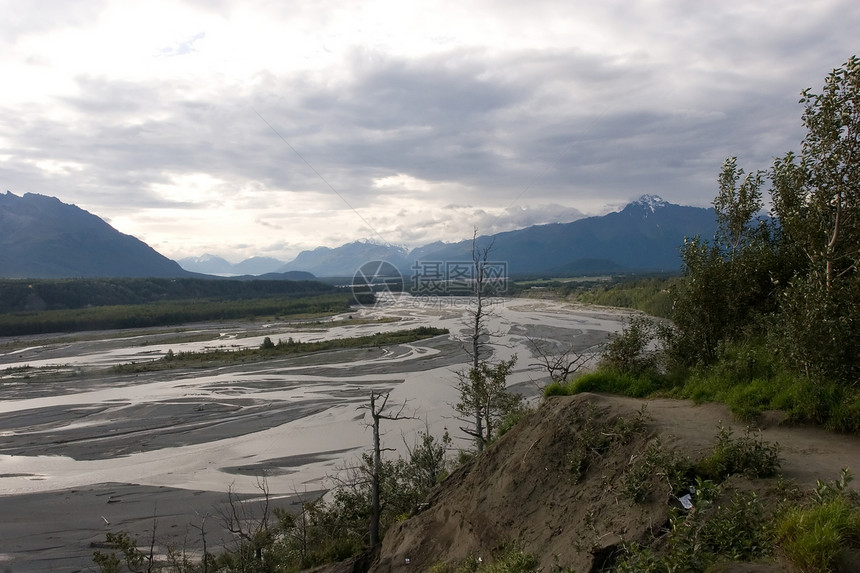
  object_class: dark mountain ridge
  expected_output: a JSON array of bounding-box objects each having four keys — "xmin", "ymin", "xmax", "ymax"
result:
[
  {"xmin": 279, "ymin": 195, "xmax": 717, "ymax": 277},
  {"xmin": 1, "ymin": 191, "xmax": 717, "ymax": 280},
  {"xmin": 0, "ymin": 191, "xmax": 193, "ymax": 279}
]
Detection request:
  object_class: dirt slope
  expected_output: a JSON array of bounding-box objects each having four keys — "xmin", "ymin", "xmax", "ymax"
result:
[{"xmin": 366, "ymin": 394, "xmax": 860, "ymax": 572}]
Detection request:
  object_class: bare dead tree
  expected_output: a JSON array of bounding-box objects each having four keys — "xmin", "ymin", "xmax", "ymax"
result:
[
  {"xmin": 273, "ymin": 487, "xmax": 317, "ymax": 566},
  {"xmin": 468, "ymin": 228, "xmax": 495, "ymax": 370},
  {"xmin": 453, "ymin": 229, "xmax": 521, "ymax": 452},
  {"xmin": 217, "ymin": 477, "xmax": 273, "ymax": 562},
  {"xmin": 365, "ymin": 390, "xmax": 415, "ymax": 546},
  {"xmin": 189, "ymin": 512, "xmax": 211, "ymax": 573},
  {"xmin": 458, "ymin": 229, "xmax": 494, "ymax": 451},
  {"xmin": 145, "ymin": 509, "xmax": 158, "ymax": 573},
  {"xmin": 527, "ymin": 335, "xmax": 590, "ymax": 386}
]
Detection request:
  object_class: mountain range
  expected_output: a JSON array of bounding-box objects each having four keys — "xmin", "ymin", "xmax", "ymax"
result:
[
  {"xmin": 272, "ymin": 195, "xmax": 717, "ymax": 277},
  {"xmin": 182, "ymin": 195, "xmax": 718, "ymax": 278},
  {"xmin": 1, "ymin": 191, "xmax": 717, "ymax": 280}
]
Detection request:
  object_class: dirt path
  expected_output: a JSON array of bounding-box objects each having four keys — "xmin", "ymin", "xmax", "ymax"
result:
[{"xmin": 636, "ymin": 396, "xmax": 860, "ymax": 490}]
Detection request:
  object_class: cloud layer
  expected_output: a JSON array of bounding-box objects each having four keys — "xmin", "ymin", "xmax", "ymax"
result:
[{"xmin": 1, "ymin": 0, "xmax": 858, "ymax": 261}]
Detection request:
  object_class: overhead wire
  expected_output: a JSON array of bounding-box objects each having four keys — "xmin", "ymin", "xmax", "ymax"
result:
[{"xmin": 253, "ymin": 109, "xmax": 392, "ymax": 247}]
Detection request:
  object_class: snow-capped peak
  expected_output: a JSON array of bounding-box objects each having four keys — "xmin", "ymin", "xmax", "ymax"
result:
[{"xmin": 634, "ymin": 194, "xmax": 668, "ymax": 213}]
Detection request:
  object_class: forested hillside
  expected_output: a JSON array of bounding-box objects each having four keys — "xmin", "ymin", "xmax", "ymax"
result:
[
  {"xmin": 0, "ymin": 277, "xmax": 350, "ymax": 335},
  {"xmin": 0, "ymin": 277, "xmax": 336, "ymax": 314}
]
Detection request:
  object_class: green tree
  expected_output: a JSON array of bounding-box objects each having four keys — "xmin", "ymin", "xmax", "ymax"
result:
[
  {"xmin": 456, "ymin": 356, "xmax": 523, "ymax": 450},
  {"xmin": 768, "ymin": 56, "xmax": 860, "ymax": 385},
  {"xmin": 771, "ymin": 56, "xmax": 860, "ymax": 291},
  {"xmin": 670, "ymin": 55, "xmax": 860, "ymax": 393},
  {"xmin": 601, "ymin": 315, "xmax": 663, "ymax": 376},
  {"xmin": 714, "ymin": 156, "xmax": 765, "ymax": 258},
  {"xmin": 454, "ymin": 230, "xmax": 523, "ymax": 451},
  {"xmin": 670, "ymin": 154, "xmax": 779, "ymax": 366}
]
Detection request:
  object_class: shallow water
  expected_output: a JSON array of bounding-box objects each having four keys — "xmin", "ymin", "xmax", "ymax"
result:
[{"xmin": 0, "ymin": 295, "xmax": 630, "ymax": 497}]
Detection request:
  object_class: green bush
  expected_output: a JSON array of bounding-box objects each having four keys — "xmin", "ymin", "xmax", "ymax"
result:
[
  {"xmin": 614, "ymin": 481, "xmax": 772, "ymax": 573},
  {"xmin": 622, "ymin": 438, "xmax": 692, "ymax": 503},
  {"xmin": 543, "ymin": 381, "xmax": 571, "ymax": 397},
  {"xmin": 600, "ymin": 315, "xmax": 664, "ymax": 376},
  {"xmin": 828, "ymin": 391, "xmax": 860, "ymax": 434},
  {"xmin": 696, "ymin": 425, "xmax": 780, "ymax": 481}
]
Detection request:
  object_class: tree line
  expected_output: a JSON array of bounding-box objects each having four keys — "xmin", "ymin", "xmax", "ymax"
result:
[
  {"xmin": 670, "ymin": 56, "xmax": 859, "ymax": 413},
  {"xmin": 0, "ymin": 277, "xmax": 338, "ymax": 314},
  {"xmin": 0, "ymin": 293, "xmax": 358, "ymax": 336}
]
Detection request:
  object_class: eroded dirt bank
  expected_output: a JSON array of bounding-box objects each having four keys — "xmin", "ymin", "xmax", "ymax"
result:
[{"xmin": 369, "ymin": 393, "xmax": 860, "ymax": 573}]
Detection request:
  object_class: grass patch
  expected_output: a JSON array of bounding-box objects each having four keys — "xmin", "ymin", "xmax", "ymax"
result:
[
  {"xmin": 776, "ymin": 497, "xmax": 860, "ymax": 573},
  {"xmin": 775, "ymin": 470, "xmax": 860, "ymax": 573},
  {"xmin": 674, "ymin": 363, "xmax": 860, "ymax": 432},
  {"xmin": 557, "ymin": 334, "xmax": 860, "ymax": 434},
  {"xmin": 544, "ymin": 369, "xmax": 671, "ymax": 399}
]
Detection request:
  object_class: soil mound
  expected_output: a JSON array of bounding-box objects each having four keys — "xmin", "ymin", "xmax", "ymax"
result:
[{"xmin": 366, "ymin": 393, "xmax": 860, "ymax": 572}]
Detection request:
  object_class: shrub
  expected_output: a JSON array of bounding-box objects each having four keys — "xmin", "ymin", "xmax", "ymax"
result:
[
  {"xmin": 622, "ymin": 438, "xmax": 692, "ymax": 503},
  {"xmin": 614, "ymin": 481, "xmax": 771, "ymax": 572},
  {"xmin": 600, "ymin": 315, "xmax": 663, "ymax": 376},
  {"xmin": 696, "ymin": 425, "xmax": 780, "ymax": 481},
  {"xmin": 565, "ymin": 405, "xmax": 649, "ymax": 483},
  {"xmin": 543, "ymin": 381, "xmax": 571, "ymax": 397}
]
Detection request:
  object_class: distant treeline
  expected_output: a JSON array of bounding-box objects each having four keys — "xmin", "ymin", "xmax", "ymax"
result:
[
  {"xmin": 513, "ymin": 274, "xmax": 679, "ymax": 318},
  {"xmin": 0, "ymin": 277, "xmax": 339, "ymax": 314},
  {"xmin": 574, "ymin": 276, "xmax": 679, "ymax": 318},
  {"xmin": 0, "ymin": 291, "xmax": 363, "ymax": 336}
]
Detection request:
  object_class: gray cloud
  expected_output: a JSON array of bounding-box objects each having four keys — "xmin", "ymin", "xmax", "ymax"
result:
[{"xmin": 1, "ymin": 0, "xmax": 859, "ymax": 261}]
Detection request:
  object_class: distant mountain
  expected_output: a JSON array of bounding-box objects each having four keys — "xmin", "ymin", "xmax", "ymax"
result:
[
  {"xmin": 278, "ymin": 195, "xmax": 717, "ymax": 277},
  {"xmin": 0, "ymin": 191, "xmax": 194, "ymax": 279},
  {"xmin": 233, "ymin": 257, "xmax": 287, "ymax": 276},
  {"xmin": 177, "ymin": 253, "xmax": 235, "ymax": 275},
  {"xmin": 6, "ymin": 190, "xmax": 716, "ymax": 281},
  {"xmin": 177, "ymin": 254, "xmax": 287, "ymax": 276},
  {"xmin": 278, "ymin": 241, "xmax": 411, "ymax": 277},
  {"xmin": 413, "ymin": 194, "xmax": 717, "ymax": 276},
  {"xmin": 247, "ymin": 270, "xmax": 317, "ymax": 281}
]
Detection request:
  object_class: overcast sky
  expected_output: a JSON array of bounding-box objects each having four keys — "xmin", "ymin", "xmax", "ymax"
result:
[{"xmin": 2, "ymin": 0, "xmax": 858, "ymax": 262}]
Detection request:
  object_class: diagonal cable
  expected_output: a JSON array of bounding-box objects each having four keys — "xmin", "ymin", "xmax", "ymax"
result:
[{"xmin": 254, "ymin": 109, "xmax": 391, "ymax": 246}]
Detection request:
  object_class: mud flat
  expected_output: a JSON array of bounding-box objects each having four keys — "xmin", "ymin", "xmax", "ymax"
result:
[
  {"xmin": 0, "ymin": 296, "xmax": 629, "ymax": 571},
  {"xmin": 0, "ymin": 483, "xmax": 322, "ymax": 573}
]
